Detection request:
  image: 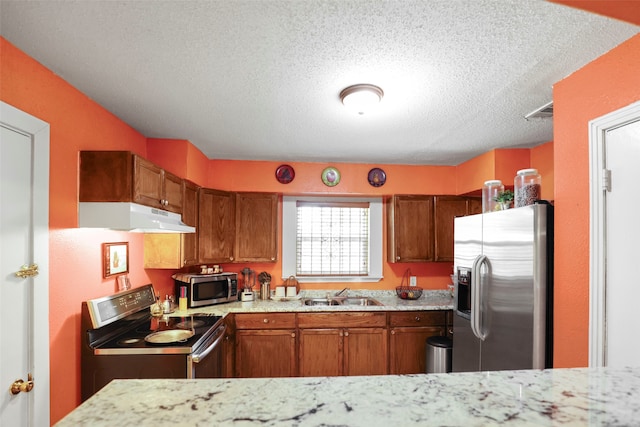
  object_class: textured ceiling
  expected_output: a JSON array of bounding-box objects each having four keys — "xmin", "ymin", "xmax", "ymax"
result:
[{"xmin": 1, "ymin": 1, "xmax": 638, "ymax": 165}]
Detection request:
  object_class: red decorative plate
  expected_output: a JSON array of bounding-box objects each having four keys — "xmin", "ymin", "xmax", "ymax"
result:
[
  {"xmin": 367, "ymin": 167, "xmax": 386, "ymax": 187},
  {"xmin": 275, "ymin": 164, "xmax": 295, "ymax": 184}
]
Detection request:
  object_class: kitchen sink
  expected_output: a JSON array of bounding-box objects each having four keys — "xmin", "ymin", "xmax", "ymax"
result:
[
  {"xmin": 339, "ymin": 297, "xmax": 383, "ymax": 306},
  {"xmin": 302, "ymin": 297, "xmax": 383, "ymax": 306},
  {"xmin": 303, "ymin": 298, "xmax": 342, "ymax": 306}
]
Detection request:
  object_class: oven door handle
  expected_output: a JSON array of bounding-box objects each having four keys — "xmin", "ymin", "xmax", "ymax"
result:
[{"xmin": 191, "ymin": 324, "xmax": 226, "ymax": 363}]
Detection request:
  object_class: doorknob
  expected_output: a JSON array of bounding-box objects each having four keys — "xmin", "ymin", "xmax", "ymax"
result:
[
  {"xmin": 10, "ymin": 373, "xmax": 34, "ymax": 395},
  {"xmin": 15, "ymin": 264, "xmax": 39, "ymax": 278}
]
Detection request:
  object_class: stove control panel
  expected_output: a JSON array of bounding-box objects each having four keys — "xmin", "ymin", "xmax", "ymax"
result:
[{"xmin": 86, "ymin": 284, "xmax": 157, "ymax": 328}]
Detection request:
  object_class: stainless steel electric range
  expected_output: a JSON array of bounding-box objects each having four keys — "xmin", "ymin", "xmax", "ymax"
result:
[{"xmin": 81, "ymin": 284, "xmax": 225, "ymax": 401}]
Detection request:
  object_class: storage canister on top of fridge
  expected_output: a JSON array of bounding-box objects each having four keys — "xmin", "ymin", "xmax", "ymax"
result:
[
  {"xmin": 482, "ymin": 180, "xmax": 504, "ymax": 213},
  {"xmin": 514, "ymin": 168, "xmax": 541, "ymax": 207}
]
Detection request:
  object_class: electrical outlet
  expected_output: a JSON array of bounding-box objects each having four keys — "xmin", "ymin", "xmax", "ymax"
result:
[{"xmin": 410, "ymin": 276, "xmax": 417, "ymax": 287}]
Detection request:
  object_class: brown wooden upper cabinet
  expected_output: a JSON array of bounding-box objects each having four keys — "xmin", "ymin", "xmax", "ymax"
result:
[
  {"xmin": 143, "ymin": 180, "xmax": 200, "ymax": 269},
  {"xmin": 197, "ymin": 190, "xmax": 278, "ymax": 264},
  {"xmin": 387, "ymin": 195, "xmax": 434, "ymax": 262},
  {"xmin": 181, "ymin": 180, "xmax": 199, "ymax": 265},
  {"xmin": 198, "ymin": 188, "xmax": 236, "ymax": 263},
  {"xmin": 134, "ymin": 156, "xmax": 184, "ymax": 213},
  {"xmin": 433, "ymin": 196, "xmax": 481, "ymax": 262},
  {"xmin": 388, "ymin": 194, "xmax": 481, "ymax": 263},
  {"xmin": 235, "ymin": 192, "xmax": 278, "ymax": 262},
  {"xmin": 79, "ymin": 151, "xmax": 184, "ymax": 214}
]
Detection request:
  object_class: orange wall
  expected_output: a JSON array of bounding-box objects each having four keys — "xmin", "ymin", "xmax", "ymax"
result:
[
  {"xmin": 550, "ymin": 0, "xmax": 640, "ymax": 26},
  {"xmin": 146, "ymin": 137, "xmax": 212, "ymax": 185},
  {"xmin": 1, "ymin": 37, "xmax": 154, "ymax": 423},
  {"xmin": 531, "ymin": 141, "xmax": 555, "ymax": 201},
  {"xmin": 552, "ymin": 33, "xmax": 640, "ymax": 368},
  {"xmin": 456, "ymin": 148, "xmax": 533, "ymax": 195}
]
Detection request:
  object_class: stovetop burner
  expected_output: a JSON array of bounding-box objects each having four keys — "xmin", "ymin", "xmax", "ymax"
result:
[
  {"xmin": 95, "ymin": 314, "xmax": 222, "ymax": 353},
  {"xmin": 118, "ymin": 337, "xmax": 143, "ymax": 346},
  {"xmin": 175, "ymin": 319, "xmax": 205, "ymax": 329}
]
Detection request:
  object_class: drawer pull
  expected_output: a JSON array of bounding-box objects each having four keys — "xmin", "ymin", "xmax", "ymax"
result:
[
  {"xmin": 414, "ymin": 316, "xmax": 421, "ymax": 322},
  {"xmin": 263, "ymin": 318, "xmax": 269, "ymax": 324}
]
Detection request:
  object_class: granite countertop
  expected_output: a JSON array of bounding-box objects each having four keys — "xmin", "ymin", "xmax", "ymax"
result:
[
  {"xmin": 175, "ymin": 290, "xmax": 454, "ymax": 317},
  {"xmin": 56, "ymin": 366, "xmax": 640, "ymax": 426}
]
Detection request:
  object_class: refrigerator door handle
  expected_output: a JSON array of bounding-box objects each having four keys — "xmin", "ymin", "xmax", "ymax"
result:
[{"xmin": 470, "ymin": 254, "xmax": 488, "ymax": 341}]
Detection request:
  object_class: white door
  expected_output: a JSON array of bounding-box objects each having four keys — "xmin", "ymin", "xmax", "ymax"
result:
[
  {"xmin": 604, "ymin": 118, "xmax": 640, "ymax": 367},
  {"xmin": 0, "ymin": 102, "xmax": 50, "ymax": 426},
  {"xmin": 589, "ymin": 101, "xmax": 640, "ymax": 368}
]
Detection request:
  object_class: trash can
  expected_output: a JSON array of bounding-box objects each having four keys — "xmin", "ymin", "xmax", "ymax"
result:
[{"xmin": 426, "ymin": 336, "xmax": 452, "ymax": 373}]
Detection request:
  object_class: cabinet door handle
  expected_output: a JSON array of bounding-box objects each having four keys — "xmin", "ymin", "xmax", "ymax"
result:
[
  {"xmin": 397, "ymin": 256, "xmax": 401, "ymax": 261},
  {"xmin": 344, "ymin": 331, "xmax": 349, "ymax": 337},
  {"xmin": 291, "ymin": 332, "xmax": 295, "ymax": 338},
  {"xmin": 390, "ymin": 330, "xmax": 396, "ymax": 335}
]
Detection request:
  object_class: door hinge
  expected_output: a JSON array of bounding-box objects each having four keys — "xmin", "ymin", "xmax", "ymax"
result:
[{"xmin": 602, "ymin": 169, "xmax": 611, "ymax": 192}]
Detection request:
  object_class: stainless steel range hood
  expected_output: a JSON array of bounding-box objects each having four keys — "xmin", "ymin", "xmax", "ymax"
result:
[{"xmin": 78, "ymin": 202, "xmax": 195, "ymax": 233}]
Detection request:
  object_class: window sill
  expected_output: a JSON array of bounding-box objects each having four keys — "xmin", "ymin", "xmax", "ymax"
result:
[{"xmin": 282, "ymin": 276, "xmax": 383, "ymax": 283}]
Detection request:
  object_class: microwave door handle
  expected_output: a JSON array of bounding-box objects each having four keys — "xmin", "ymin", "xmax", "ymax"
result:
[
  {"xmin": 191, "ymin": 324, "xmax": 226, "ymax": 363},
  {"xmin": 470, "ymin": 255, "xmax": 487, "ymax": 341}
]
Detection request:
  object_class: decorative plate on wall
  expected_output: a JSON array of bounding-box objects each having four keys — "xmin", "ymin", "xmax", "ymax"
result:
[
  {"xmin": 275, "ymin": 164, "xmax": 295, "ymax": 184},
  {"xmin": 321, "ymin": 167, "xmax": 341, "ymax": 187},
  {"xmin": 367, "ymin": 167, "xmax": 386, "ymax": 187}
]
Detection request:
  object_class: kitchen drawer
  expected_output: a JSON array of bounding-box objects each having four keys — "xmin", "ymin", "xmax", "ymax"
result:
[
  {"xmin": 234, "ymin": 313, "xmax": 296, "ymax": 329},
  {"xmin": 389, "ymin": 311, "xmax": 446, "ymax": 327},
  {"xmin": 298, "ymin": 312, "xmax": 386, "ymax": 329}
]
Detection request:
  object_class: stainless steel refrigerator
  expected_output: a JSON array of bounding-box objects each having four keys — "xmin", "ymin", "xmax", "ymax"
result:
[{"xmin": 452, "ymin": 202, "xmax": 553, "ymax": 372}]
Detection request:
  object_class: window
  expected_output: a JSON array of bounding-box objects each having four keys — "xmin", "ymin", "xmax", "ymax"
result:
[{"xmin": 282, "ymin": 196, "xmax": 382, "ymax": 283}]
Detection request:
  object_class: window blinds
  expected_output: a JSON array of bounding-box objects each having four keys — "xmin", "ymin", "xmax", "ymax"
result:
[{"xmin": 296, "ymin": 201, "xmax": 370, "ymax": 276}]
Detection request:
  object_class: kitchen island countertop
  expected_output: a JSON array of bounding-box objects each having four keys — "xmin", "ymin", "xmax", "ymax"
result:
[{"xmin": 56, "ymin": 366, "xmax": 640, "ymax": 426}]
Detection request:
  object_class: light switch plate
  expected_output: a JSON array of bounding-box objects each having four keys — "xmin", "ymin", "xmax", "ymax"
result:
[{"xmin": 410, "ymin": 276, "xmax": 417, "ymax": 286}]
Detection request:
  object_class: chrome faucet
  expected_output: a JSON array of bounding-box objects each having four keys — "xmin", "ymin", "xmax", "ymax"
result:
[{"xmin": 335, "ymin": 287, "xmax": 349, "ymax": 297}]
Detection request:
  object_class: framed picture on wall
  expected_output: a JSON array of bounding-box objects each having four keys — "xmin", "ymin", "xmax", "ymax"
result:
[{"xmin": 103, "ymin": 242, "xmax": 129, "ymax": 278}]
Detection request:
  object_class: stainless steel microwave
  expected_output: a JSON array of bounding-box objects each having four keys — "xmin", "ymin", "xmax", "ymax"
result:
[{"xmin": 172, "ymin": 272, "xmax": 238, "ymax": 308}]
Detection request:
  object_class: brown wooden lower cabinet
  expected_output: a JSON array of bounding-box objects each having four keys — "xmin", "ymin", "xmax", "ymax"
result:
[
  {"xmin": 299, "ymin": 329, "xmax": 342, "ymax": 376},
  {"xmin": 343, "ymin": 327, "xmax": 387, "ymax": 376},
  {"xmin": 388, "ymin": 311, "xmax": 447, "ymax": 374},
  {"xmin": 298, "ymin": 312, "xmax": 388, "ymax": 376},
  {"xmin": 222, "ymin": 315, "xmax": 235, "ymax": 378},
  {"xmin": 231, "ymin": 310, "xmax": 449, "ymax": 378},
  {"xmin": 234, "ymin": 313, "xmax": 297, "ymax": 378}
]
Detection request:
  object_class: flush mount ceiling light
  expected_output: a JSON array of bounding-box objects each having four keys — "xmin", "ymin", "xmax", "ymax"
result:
[{"xmin": 340, "ymin": 84, "xmax": 384, "ymax": 115}]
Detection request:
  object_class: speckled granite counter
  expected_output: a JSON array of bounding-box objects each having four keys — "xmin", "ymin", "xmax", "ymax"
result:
[
  {"xmin": 175, "ymin": 290, "xmax": 454, "ymax": 317},
  {"xmin": 57, "ymin": 367, "xmax": 640, "ymax": 426}
]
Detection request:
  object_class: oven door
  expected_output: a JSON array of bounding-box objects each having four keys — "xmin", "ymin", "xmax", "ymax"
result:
[{"xmin": 187, "ymin": 323, "xmax": 226, "ymax": 378}]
